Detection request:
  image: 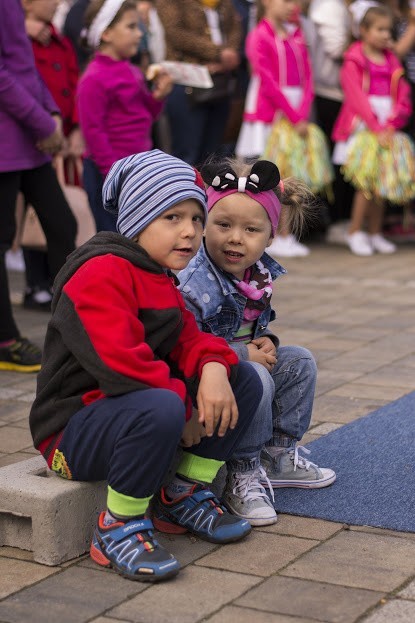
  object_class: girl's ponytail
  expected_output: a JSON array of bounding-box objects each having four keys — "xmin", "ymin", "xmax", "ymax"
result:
[{"xmin": 275, "ymin": 177, "xmax": 317, "ymax": 237}]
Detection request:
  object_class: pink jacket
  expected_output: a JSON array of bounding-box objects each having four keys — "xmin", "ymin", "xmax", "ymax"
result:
[
  {"xmin": 77, "ymin": 54, "xmax": 163, "ymax": 176},
  {"xmin": 243, "ymin": 19, "xmax": 313, "ymax": 124},
  {"xmin": 332, "ymin": 41, "xmax": 412, "ymax": 141}
]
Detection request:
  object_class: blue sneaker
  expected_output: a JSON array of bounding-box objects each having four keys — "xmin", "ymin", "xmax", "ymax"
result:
[
  {"xmin": 152, "ymin": 483, "xmax": 252, "ymax": 544},
  {"xmin": 90, "ymin": 512, "xmax": 180, "ymax": 581}
]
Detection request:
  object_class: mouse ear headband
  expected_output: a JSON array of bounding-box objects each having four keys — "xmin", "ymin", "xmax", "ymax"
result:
[{"xmin": 202, "ymin": 160, "xmax": 282, "ymax": 235}]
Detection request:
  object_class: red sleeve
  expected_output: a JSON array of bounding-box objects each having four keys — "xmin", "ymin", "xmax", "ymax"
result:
[
  {"xmin": 62, "ymin": 256, "xmax": 187, "ymax": 403},
  {"xmin": 64, "ymin": 36, "xmax": 80, "ymax": 127},
  {"xmin": 169, "ymin": 291, "xmax": 239, "ymax": 379},
  {"xmin": 340, "ymin": 58, "xmax": 383, "ymax": 133}
]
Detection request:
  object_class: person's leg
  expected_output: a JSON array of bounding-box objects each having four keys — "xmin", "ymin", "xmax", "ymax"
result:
[
  {"xmin": 83, "ymin": 158, "xmax": 117, "ymax": 232},
  {"xmin": 49, "ymin": 389, "xmax": 186, "ymax": 581},
  {"xmin": 222, "ymin": 361, "xmax": 277, "ymax": 526},
  {"xmin": 0, "ymin": 171, "xmax": 21, "ymax": 342},
  {"xmin": 152, "ymin": 361, "xmax": 263, "ymax": 538},
  {"xmin": 0, "ymin": 171, "xmax": 43, "ymax": 371},
  {"xmin": 367, "ymin": 199, "xmax": 396, "ymax": 254},
  {"xmin": 347, "ymin": 190, "xmax": 374, "ymax": 256},
  {"xmin": 261, "ymin": 346, "xmax": 336, "ymax": 488},
  {"xmin": 21, "ymin": 163, "xmax": 77, "ymax": 280},
  {"xmin": 22, "ymin": 248, "xmax": 52, "ymax": 311},
  {"xmin": 165, "ymin": 85, "xmax": 206, "ymax": 165}
]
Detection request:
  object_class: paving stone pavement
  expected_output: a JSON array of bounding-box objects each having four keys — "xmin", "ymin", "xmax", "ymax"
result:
[{"xmin": 1, "ymin": 242, "xmax": 414, "ymax": 623}]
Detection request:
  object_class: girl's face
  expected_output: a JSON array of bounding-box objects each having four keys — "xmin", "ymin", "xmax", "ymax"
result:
[
  {"xmin": 136, "ymin": 200, "xmax": 205, "ymax": 271},
  {"xmin": 261, "ymin": 0, "xmax": 297, "ymax": 23},
  {"xmin": 24, "ymin": 0, "xmax": 59, "ymax": 23},
  {"xmin": 361, "ymin": 16, "xmax": 393, "ymax": 51},
  {"xmin": 101, "ymin": 8, "xmax": 142, "ymax": 60},
  {"xmin": 205, "ymin": 194, "xmax": 273, "ymax": 281}
]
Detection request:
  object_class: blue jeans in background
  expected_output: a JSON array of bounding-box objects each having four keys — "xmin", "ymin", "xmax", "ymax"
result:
[{"xmin": 165, "ymin": 84, "xmax": 231, "ymax": 166}]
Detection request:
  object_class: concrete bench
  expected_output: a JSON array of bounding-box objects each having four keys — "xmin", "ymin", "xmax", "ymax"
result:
[{"xmin": 0, "ymin": 456, "xmax": 106, "ymax": 566}]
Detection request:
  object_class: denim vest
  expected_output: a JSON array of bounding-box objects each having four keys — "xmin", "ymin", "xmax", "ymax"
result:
[{"xmin": 178, "ymin": 242, "xmax": 286, "ymax": 355}]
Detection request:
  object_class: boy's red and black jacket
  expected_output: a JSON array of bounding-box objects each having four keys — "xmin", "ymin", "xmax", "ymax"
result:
[{"xmin": 30, "ymin": 232, "xmax": 238, "ymax": 459}]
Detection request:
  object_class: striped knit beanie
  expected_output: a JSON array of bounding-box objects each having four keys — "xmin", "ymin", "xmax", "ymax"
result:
[{"xmin": 103, "ymin": 150, "xmax": 208, "ymax": 239}]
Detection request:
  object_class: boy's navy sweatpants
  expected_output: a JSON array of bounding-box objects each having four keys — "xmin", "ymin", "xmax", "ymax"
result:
[{"xmin": 52, "ymin": 361, "xmax": 262, "ymax": 501}]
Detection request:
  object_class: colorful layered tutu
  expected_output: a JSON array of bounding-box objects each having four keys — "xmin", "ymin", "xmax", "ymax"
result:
[
  {"xmin": 342, "ymin": 130, "xmax": 415, "ymax": 205},
  {"xmin": 263, "ymin": 118, "xmax": 334, "ymax": 194}
]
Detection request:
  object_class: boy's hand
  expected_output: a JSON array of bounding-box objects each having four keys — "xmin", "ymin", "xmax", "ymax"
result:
[
  {"xmin": 180, "ymin": 408, "xmax": 207, "ymax": 447},
  {"xmin": 197, "ymin": 362, "xmax": 238, "ymax": 438},
  {"xmin": 247, "ymin": 338, "xmax": 277, "ymax": 372}
]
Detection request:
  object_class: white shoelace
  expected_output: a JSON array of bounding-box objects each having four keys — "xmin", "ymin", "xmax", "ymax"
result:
[
  {"xmin": 288, "ymin": 446, "xmax": 317, "ymax": 472},
  {"xmin": 231, "ymin": 466, "xmax": 275, "ymax": 503}
]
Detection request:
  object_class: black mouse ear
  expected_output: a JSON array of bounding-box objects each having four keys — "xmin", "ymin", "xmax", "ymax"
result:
[
  {"xmin": 250, "ymin": 160, "xmax": 280, "ymax": 191},
  {"xmin": 200, "ymin": 163, "xmax": 238, "ymax": 190},
  {"xmin": 200, "ymin": 163, "xmax": 222, "ymax": 186}
]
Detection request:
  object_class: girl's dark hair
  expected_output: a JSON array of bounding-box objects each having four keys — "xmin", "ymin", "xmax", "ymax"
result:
[
  {"xmin": 212, "ymin": 157, "xmax": 317, "ymax": 237},
  {"xmin": 361, "ymin": 5, "xmax": 393, "ymax": 29},
  {"xmin": 82, "ymin": 0, "xmax": 137, "ymax": 49}
]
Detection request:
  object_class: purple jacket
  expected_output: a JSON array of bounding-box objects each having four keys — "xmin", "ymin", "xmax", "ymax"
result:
[{"xmin": 0, "ymin": 0, "xmax": 59, "ymax": 172}]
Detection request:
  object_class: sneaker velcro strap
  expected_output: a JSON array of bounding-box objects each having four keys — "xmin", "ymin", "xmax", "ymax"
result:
[
  {"xmin": 191, "ymin": 490, "xmax": 219, "ymax": 504},
  {"xmin": 109, "ymin": 518, "xmax": 154, "ymax": 541}
]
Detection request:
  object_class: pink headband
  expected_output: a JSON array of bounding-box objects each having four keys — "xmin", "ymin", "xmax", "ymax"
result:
[{"xmin": 207, "ymin": 186, "xmax": 282, "ymax": 235}]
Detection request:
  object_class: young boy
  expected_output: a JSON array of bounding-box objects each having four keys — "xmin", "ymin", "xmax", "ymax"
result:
[{"xmin": 29, "ymin": 149, "xmax": 263, "ymax": 583}]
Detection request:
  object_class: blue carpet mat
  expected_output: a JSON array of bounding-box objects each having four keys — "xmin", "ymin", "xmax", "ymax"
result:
[{"xmin": 274, "ymin": 391, "xmax": 415, "ymax": 532}]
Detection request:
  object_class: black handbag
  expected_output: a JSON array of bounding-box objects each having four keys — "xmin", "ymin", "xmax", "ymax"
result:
[{"xmin": 186, "ymin": 72, "xmax": 237, "ymax": 106}]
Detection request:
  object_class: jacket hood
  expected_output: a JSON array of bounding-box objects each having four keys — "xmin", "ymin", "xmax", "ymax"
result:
[{"xmin": 51, "ymin": 231, "xmax": 165, "ymax": 312}]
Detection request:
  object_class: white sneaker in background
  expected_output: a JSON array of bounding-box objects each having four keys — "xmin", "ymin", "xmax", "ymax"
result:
[
  {"xmin": 346, "ymin": 231, "xmax": 373, "ymax": 256},
  {"xmin": 370, "ymin": 234, "xmax": 397, "ymax": 254},
  {"xmin": 5, "ymin": 249, "xmax": 25, "ymax": 272},
  {"xmin": 326, "ymin": 221, "xmax": 349, "ymax": 245},
  {"xmin": 267, "ymin": 234, "xmax": 310, "ymax": 258}
]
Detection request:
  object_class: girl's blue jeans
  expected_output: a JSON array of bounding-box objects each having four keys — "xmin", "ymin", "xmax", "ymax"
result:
[{"xmin": 231, "ymin": 346, "xmax": 317, "ymax": 469}]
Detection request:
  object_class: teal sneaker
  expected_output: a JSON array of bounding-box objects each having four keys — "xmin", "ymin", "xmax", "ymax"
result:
[
  {"xmin": 152, "ymin": 483, "xmax": 252, "ymax": 543},
  {"xmin": 261, "ymin": 446, "xmax": 336, "ymax": 489},
  {"xmin": 90, "ymin": 512, "xmax": 180, "ymax": 581}
]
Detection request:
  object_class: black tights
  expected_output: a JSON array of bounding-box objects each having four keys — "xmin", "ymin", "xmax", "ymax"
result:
[{"xmin": 0, "ymin": 163, "xmax": 76, "ymax": 341}]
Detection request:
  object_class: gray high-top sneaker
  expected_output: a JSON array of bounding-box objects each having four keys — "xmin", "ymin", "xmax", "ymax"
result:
[
  {"xmin": 261, "ymin": 446, "xmax": 336, "ymax": 489},
  {"xmin": 222, "ymin": 466, "xmax": 277, "ymax": 526}
]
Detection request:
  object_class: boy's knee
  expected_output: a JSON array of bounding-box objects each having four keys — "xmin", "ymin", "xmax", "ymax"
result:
[
  {"xmin": 278, "ymin": 346, "xmax": 317, "ymax": 375},
  {"xmin": 151, "ymin": 390, "xmax": 186, "ymax": 434}
]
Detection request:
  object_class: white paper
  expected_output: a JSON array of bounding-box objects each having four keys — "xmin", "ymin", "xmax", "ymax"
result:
[{"xmin": 149, "ymin": 61, "xmax": 214, "ymax": 89}]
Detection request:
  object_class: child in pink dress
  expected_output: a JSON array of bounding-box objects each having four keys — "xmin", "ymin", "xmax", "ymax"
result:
[
  {"xmin": 333, "ymin": 4, "xmax": 413, "ymax": 256},
  {"xmin": 236, "ymin": 0, "xmax": 331, "ymax": 258}
]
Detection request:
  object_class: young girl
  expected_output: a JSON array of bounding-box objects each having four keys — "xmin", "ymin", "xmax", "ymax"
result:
[
  {"xmin": 333, "ymin": 4, "xmax": 414, "ymax": 256},
  {"xmin": 236, "ymin": 0, "xmax": 332, "ymax": 257},
  {"xmin": 77, "ymin": 0, "xmax": 173, "ymax": 231},
  {"xmin": 179, "ymin": 157, "xmax": 336, "ymax": 525},
  {"xmin": 29, "ymin": 149, "xmax": 265, "ymax": 581}
]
